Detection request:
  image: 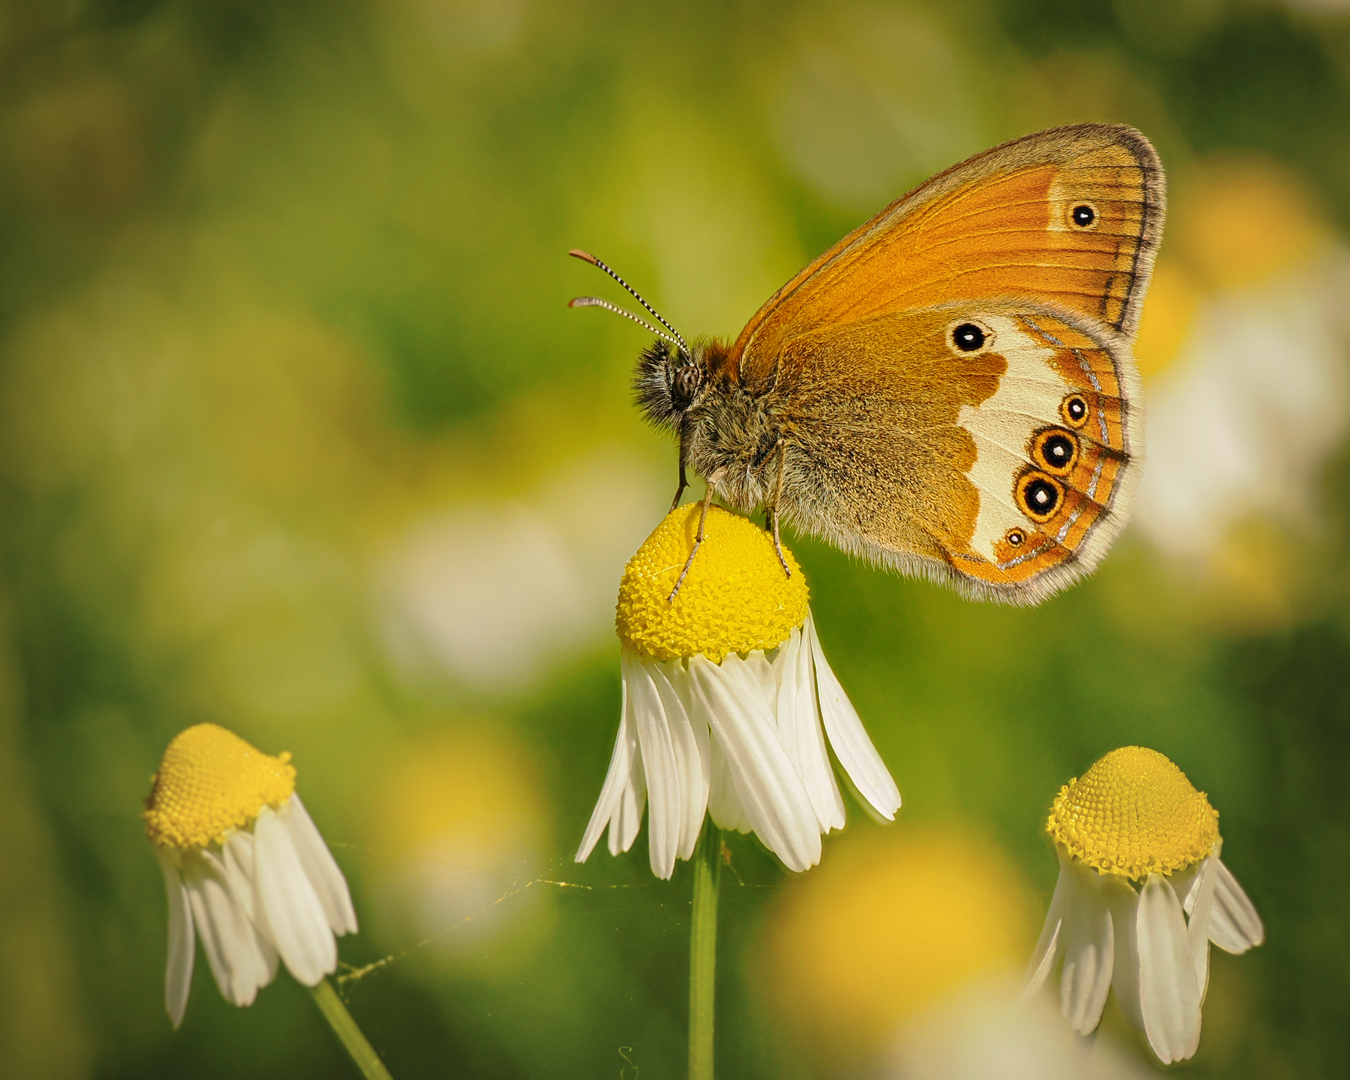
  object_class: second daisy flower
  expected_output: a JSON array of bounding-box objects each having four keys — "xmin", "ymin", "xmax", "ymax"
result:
[{"xmin": 576, "ymin": 504, "xmax": 901, "ymax": 879}]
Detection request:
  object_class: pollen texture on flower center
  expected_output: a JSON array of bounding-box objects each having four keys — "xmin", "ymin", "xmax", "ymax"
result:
[
  {"xmin": 144, "ymin": 723, "xmax": 296, "ymax": 851},
  {"xmin": 616, "ymin": 504, "xmax": 809, "ymax": 663},
  {"xmin": 1047, "ymin": 746, "xmax": 1220, "ymax": 879}
]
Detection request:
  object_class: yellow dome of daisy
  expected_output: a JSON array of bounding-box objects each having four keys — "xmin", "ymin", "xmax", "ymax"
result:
[
  {"xmin": 1047, "ymin": 746, "xmax": 1219, "ymax": 879},
  {"xmin": 616, "ymin": 504, "xmax": 808, "ymax": 663},
  {"xmin": 144, "ymin": 723, "xmax": 296, "ymax": 851}
]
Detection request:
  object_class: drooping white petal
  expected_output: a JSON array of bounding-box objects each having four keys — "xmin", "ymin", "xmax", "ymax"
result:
[
  {"xmin": 1024, "ymin": 859, "xmax": 1071, "ymax": 998},
  {"xmin": 742, "ymin": 649, "xmax": 778, "ymax": 701},
  {"xmin": 805, "ymin": 617, "xmax": 900, "ymax": 819},
  {"xmin": 221, "ymin": 831, "xmax": 279, "ymax": 986},
  {"xmin": 221, "ymin": 831, "xmax": 259, "ymax": 917},
  {"xmin": 1058, "ymin": 859, "xmax": 1116, "ymax": 1035},
  {"xmin": 252, "ymin": 806, "xmax": 338, "ymax": 986},
  {"xmin": 1171, "ymin": 861, "xmax": 1201, "ymax": 910},
  {"xmin": 1207, "ymin": 858, "xmax": 1265, "ymax": 954},
  {"xmin": 610, "ymin": 678, "xmax": 648, "ymax": 856},
  {"xmin": 651, "ymin": 658, "xmax": 710, "ymax": 862},
  {"xmin": 1183, "ymin": 855, "xmax": 1220, "ymax": 1004},
  {"xmin": 181, "ymin": 848, "xmax": 275, "ymax": 1008},
  {"xmin": 1135, "ymin": 873, "xmax": 1202, "ymax": 1064},
  {"xmin": 627, "ymin": 653, "xmax": 684, "ymax": 879},
  {"xmin": 707, "ymin": 736, "xmax": 750, "ymax": 834},
  {"xmin": 575, "ymin": 676, "xmax": 645, "ymax": 862},
  {"xmin": 689, "ymin": 653, "xmax": 822, "ymax": 872},
  {"xmin": 282, "ymin": 796, "xmax": 359, "ymax": 936},
  {"xmin": 158, "ymin": 850, "xmax": 196, "ymax": 1028},
  {"xmin": 1107, "ymin": 879, "xmax": 1145, "ymax": 1033},
  {"xmin": 773, "ymin": 627, "xmax": 846, "ymax": 833}
]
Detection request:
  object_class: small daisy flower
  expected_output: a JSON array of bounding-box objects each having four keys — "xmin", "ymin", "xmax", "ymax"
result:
[
  {"xmin": 576, "ymin": 503, "xmax": 901, "ymax": 879},
  {"xmin": 1025, "ymin": 746, "xmax": 1264, "ymax": 1064},
  {"xmin": 145, "ymin": 723, "xmax": 358, "ymax": 1028}
]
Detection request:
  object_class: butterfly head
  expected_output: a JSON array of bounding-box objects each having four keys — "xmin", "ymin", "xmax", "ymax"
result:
[{"xmin": 634, "ymin": 338, "xmax": 709, "ymax": 431}]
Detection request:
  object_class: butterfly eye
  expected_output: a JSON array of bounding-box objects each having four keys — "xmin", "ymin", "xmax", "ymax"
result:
[
  {"xmin": 1016, "ymin": 471, "xmax": 1063, "ymax": 523},
  {"xmin": 1069, "ymin": 203, "xmax": 1098, "ymax": 229},
  {"xmin": 1005, "ymin": 528, "xmax": 1026, "ymax": 548},
  {"xmin": 1032, "ymin": 428, "xmax": 1079, "ymax": 476},
  {"xmin": 673, "ymin": 365, "xmax": 700, "ymax": 404},
  {"xmin": 1060, "ymin": 394, "xmax": 1090, "ymax": 428},
  {"xmin": 950, "ymin": 321, "xmax": 989, "ymax": 353}
]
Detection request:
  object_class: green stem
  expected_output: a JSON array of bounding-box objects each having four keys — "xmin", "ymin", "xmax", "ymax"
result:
[
  {"xmin": 689, "ymin": 823, "xmax": 722, "ymax": 1080},
  {"xmin": 309, "ymin": 978, "xmax": 395, "ymax": 1080}
]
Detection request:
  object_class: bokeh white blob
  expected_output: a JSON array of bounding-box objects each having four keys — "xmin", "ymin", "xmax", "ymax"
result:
[
  {"xmin": 377, "ymin": 448, "xmax": 666, "ymax": 691},
  {"xmin": 1134, "ymin": 248, "xmax": 1350, "ymax": 559},
  {"xmin": 886, "ymin": 977, "xmax": 1154, "ymax": 1080}
]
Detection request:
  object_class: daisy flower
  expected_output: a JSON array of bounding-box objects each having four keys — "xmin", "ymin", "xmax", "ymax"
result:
[
  {"xmin": 1025, "ymin": 746, "xmax": 1264, "ymax": 1064},
  {"xmin": 575, "ymin": 503, "xmax": 901, "ymax": 879},
  {"xmin": 144, "ymin": 723, "xmax": 358, "ymax": 1028}
]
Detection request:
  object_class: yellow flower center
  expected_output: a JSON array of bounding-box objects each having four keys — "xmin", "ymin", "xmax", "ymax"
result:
[
  {"xmin": 144, "ymin": 723, "xmax": 296, "ymax": 851},
  {"xmin": 1047, "ymin": 746, "xmax": 1220, "ymax": 879},
  {"xmin": 616, "ymin": 504, "xmax": 809, "ymax": 663}
]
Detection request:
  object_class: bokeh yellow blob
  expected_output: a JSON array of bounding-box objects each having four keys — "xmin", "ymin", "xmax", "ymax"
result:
[
  {"xmin": 1133, "ymin": 260, "xmax": 1202, "ymax": 381},
  {"xmin": 362, "ymin": 726, "xmax": 552, "ymax": 974},
  {"xmin": 1173, "ymin": 157, "xmax": 1326, "ymax": 291},
  {"xmin": 759, "ymin": 826, "xmax": 1034, "ymax": 1064}
]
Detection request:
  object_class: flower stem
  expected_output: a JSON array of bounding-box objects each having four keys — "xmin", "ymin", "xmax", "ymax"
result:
[
  {"xmin": 309, "ymin": 978, "xmax": 395, "ymax": 1080},
  {"xmin": 689, "ymin": 822, "xmax": 722, "ymax": 1080}
]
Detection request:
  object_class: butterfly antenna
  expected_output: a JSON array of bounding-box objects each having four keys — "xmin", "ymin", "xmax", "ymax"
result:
[
  {"xmin": 568, "ymin": 249, "xmax": 690, "ymax": 357},
  {"xmin": 567, "ymin": 296, "xmax": 683, "ymax": 350}
]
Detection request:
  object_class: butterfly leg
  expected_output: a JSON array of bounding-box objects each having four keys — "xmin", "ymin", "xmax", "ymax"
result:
[
  {"xmin": 767, "ymin": 441, "xmax": 791, "ymax": 578},
  {"xmin": 668, "ymin": 468, "xmax": 726, "ymax": 602},
  {"xmin": 669, "ymin": 459, "xmax": 689, "ymax": 513}
]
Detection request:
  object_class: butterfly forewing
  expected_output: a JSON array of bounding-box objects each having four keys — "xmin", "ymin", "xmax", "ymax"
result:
[{"xmin": 730, "ymin": 124, "xmax": 1163, "ymax": 386}]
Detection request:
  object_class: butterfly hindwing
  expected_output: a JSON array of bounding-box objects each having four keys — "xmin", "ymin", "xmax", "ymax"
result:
[{"xmin": 774, "ymin": 302, "xmax": 1140, "ymax": 603}]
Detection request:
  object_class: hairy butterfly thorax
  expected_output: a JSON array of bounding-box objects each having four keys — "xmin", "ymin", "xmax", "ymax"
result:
[{"xmin": 637, "ymin": 337, "xmax": 786, "ymax": 525}]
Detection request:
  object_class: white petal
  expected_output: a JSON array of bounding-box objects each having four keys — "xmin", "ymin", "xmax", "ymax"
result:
[
  {"xmin": 1172, "ymin": 861, "xmax": 1201, "ymax": 910},
  {"xmin": 707, "ymin": 736, "xmax": 750, "ymax": 834},
  {"xmin": 222, "ymin": 832, "xmax": 259, "ymax": 918},
  {"xmin": 1106, "ymin": 880, "xmax": 1145, "ymax": 1033},
  {"xmin": 774, "ymin": 628, "xmax": 845, "ymax": 833},
  {"xmin": 689, "ymin": 653, "xmax": 821, "ymax": 872},
  {"xmin": 742, "ymin": 649, "xmax": 778, "ymax": 701},
  {"xmin": 1208, "ymin": 858, "xmax": 1265, "ymax": 954},
  {"xmin": 627, "ymin": 653, "xmax": 683, "ymax": 879},
  {"xmin": 1135, "ymin": 873, "xmax": 1203, "ymax": 1064},
  {"xmin": 182, "ymin": 848, "xmax": 275, "ymax": 1007},
  {"xmin": 651, "ymin": 659, "xmax": 710, "ymax": 862},
  {"xmin": 575, "ymin": 675, "xmax": 645, "ymax": 863},
  {"xmin": 158, "ymin": 850, "xmax": 196, "ymax": 1028},
  {"xmin": 282, "ymin": 796, "xmax": 358, "ymax": 935},
  {"xmin": 1024, "ymin": 861, "xmax": 1069, "ymax": 998},
  {"xmin": 609, "ymin": 674, "xmax": 648, "ymax": 856},
  {"xmin": 1058, "ymin": 860, "xmax": 1116, "ymax": 1035},
  {"xmin": 805, "ymin": 617, "xmax": 900, "ymax": 819},
  {"xmin": 252, "ymin": 806, "xmax": 338, "ymax": 986},
  {"xmin": 221, "ymin": 832, "xmax": 280, "ymax": 986},
  {"xmin": 1183, "ymin": 855, "xmax": 1220, "ymax": 1003}
]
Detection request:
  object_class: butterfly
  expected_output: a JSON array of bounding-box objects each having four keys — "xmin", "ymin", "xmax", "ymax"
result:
[{"xmin": 570, "ymin": 124, "xmax": 1163, "ymax": 604}]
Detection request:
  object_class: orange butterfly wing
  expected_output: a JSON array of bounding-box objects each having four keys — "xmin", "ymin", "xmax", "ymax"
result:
[
  {"xmin": 728, "ymin": 124, "xmax": 1162, "ymax": 602},
  {"xmin": 729, "ymin": 124, "xmax": 1163, "ymax": 383}
]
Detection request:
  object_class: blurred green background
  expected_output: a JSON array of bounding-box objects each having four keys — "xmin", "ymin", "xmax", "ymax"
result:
[{"xmin": 2, "ymin": 0, "xmax": 1349, "ymax": 1076}]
